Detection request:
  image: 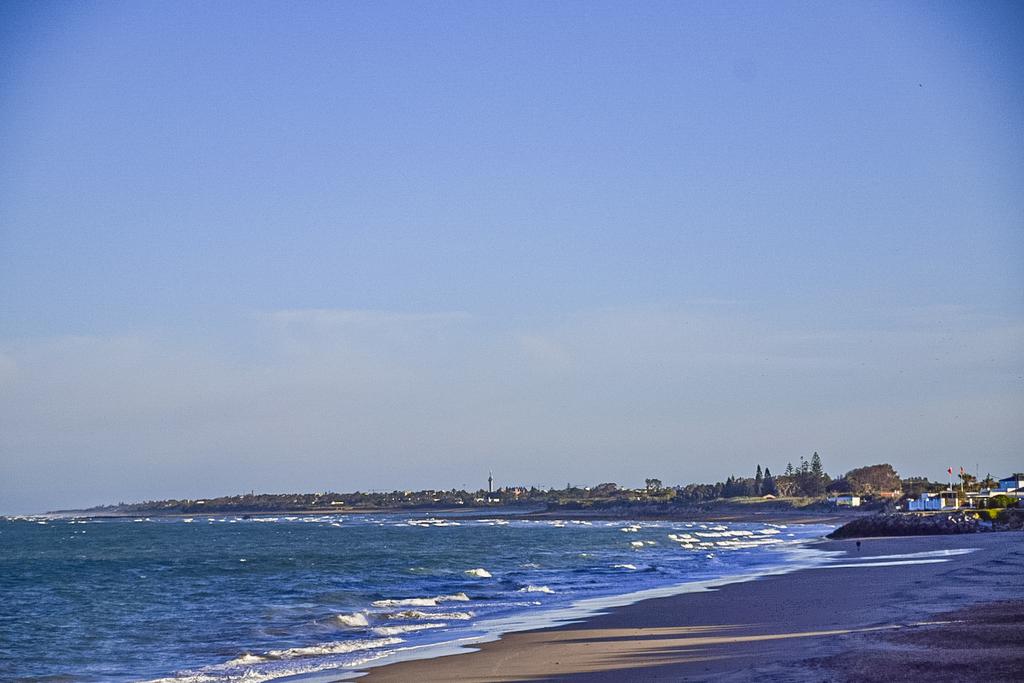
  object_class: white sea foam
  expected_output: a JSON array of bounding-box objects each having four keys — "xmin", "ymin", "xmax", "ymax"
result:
[
  {"xmin": 389, "ymin": 610, "xmax": 473, "ymax": 620},
  {"xmin": 612, "ymin": 563, "xmax": 638, "ymax": 570},
  {"xmin": 465, "ymin": 568, "xmax": 492, "ymax": 578},
  {"xmin": 440, "ymin": 592, "xmax": 470, "ymax": 601},
  {"xmin": 407, "ymin": 518, "xmax": 461, "ymax": 527},
  {"xmin": 630, "ymin": 541, "xmax": 645, "ymax": 548},
  {"xmin": 372, "ymin": 593, "xmax": 469, "ymax": 607},
  {"xmin": 372, "ymin": 598, "xmax": 438, "ymax": 607},
  {"xmin": 518, "ymin": 585, "xmax": 555, "ymax": 594},
  {"xmin": 336, "ymin": 612, "xmax": 370, "ymax": 628},
  {"xmin": 372, "ymin": 622, "xmax": 446, "ymax": 635},
  {"xmin": 265, "ymin": 636, "xmax": 403, "ymax": 660}
]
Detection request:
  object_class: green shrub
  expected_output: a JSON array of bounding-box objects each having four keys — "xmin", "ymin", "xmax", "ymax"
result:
[
  {"xmin": 973, "ymin": 508, "xmax": 1000, "ymax": 521},
  {"xmin": 984, "ymin": 494, "xmax": 1017, "ymax": 509}
]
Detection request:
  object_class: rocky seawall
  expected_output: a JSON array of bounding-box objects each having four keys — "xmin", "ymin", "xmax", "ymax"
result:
[{"xmin": 828, "ymin": 512, "xmax": 983, "ymax": 539}]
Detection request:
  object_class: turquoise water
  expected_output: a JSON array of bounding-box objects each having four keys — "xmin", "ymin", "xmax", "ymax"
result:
[{"xmin": 0, "ymin": 514, "xmax": 833, "ymax": 682}]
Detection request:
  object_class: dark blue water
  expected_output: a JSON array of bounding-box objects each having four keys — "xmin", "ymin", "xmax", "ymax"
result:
[{"xmin": 0, "ymin": 514, "xmax": 833, "ymax": 682}]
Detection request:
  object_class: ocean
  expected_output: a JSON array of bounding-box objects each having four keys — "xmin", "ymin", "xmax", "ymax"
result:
[{"xmin": 0, "ymin": 513, "xmax": 835, "ymax": 682}]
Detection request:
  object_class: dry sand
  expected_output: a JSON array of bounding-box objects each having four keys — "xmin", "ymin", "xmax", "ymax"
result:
[{"xmin": 357, "ymin": 531, "xmax": 1024, "ymax": 682}]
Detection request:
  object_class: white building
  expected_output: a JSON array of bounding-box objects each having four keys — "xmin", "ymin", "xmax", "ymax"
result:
[{"xmin": 907, "ymin": 490, "xmax": 961, "ymax": 511}]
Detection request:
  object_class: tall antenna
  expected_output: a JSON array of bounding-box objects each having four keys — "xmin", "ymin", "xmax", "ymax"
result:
[{"xmin": 488, "ymin": 471, "xmax": 493, "ymax": 494}]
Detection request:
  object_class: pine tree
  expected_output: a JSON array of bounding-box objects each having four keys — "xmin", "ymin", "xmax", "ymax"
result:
[
  {"xmin": 754, "ymin": 465, "xmax": 763, "ymax": 495},
  {"xmin": 763, "ymin": 468, "xmax": 777, "ymax": 495},
  {"xmin": 810, "ymin": 452, "xmax": 824, "ymax": 479},
  {"xmin": 785, "ymin": 462, "xmax": 794, "ymax": 476}
]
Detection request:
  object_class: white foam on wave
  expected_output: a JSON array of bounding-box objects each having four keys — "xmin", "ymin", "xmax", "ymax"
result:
[
  {"xmin": 372, "ymin": 597, "xmax": 437, "ymax": 607},
  {"xmin": 465, "ymin": 568, "xmax": 492, "ymax": 578},
  {"xmin": 372, "ymin": 622, "xmax": 447, "ymax": 636},
  {"xmin": 265, "ymin": 635, "xmax": 403, "ymax": 660},
  {"xmin": 336, "ymin": 612, "xmax": 370, "ymax": 628},
  {"xmin": 372, "ymin": 593, "xmax": 469, "ymax": 607},
  {"xmin": 518, "ymin": 585, "xmax": 555, "ymax": 594},
  {"xmin": 612, "ymin": 563, "xmax": 638, "ymax": 570},
  {"xmin": 630, "ymin": 541, "xmax": 645, "ymax": 548},
  {"xmin": 224, "ymin": 653, "xmax": 265, "ymax": 666},
  {"xmin": 407, "ymin": 518, "xmax": 461, "ymax": 527},
  {"xmin": 389, "ymin": 610, "xmax": 473, "ymax": 620}
]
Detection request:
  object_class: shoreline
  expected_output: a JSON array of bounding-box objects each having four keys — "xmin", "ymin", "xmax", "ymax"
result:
[{"xmin": 352, "ymin": 531, "xmax": 1024, "ymax": 682}]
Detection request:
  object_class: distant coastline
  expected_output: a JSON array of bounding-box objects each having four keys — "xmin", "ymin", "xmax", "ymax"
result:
[{"xmin": 43, "ymin": 498, "xmax": 866, "ymax": 527}]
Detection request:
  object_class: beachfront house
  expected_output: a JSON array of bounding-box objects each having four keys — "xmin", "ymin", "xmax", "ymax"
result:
[
  {"xmin": 827, "ymin": 494, "xmax": 861, "ymax": 507},
  {"xmin": 907, "ymin": 490, "xmax": 961, "ymax": 511},
  {"xmin": 965, "ymin": 472, "xmax": 1024, "ymax": 507},
  {"xmin": 997, "ymin": 474, "xmax": 1024, "ymax": 492}
]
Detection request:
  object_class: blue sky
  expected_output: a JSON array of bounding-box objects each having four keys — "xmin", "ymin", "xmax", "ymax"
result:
[{"xmin": 1, "ymin": 2, "xmax": 1022, "ymax": 513}]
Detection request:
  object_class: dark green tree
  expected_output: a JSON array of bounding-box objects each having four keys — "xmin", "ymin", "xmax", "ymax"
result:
[
  {"xmin": 810, "ymin": 452, "xmax": 824, "ymax": 479},
  {"xmin": 763, "ymin": 468, "xmax": 777, "ymax": 496},
  {"xmin": 754, "ymin": 465, "xmax": 763, "ymax": 495}
]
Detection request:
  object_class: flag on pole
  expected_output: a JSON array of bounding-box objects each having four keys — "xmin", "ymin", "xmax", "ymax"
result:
[{"xmin": 947, "ymin": 467, "xmax": 953, "ymax": 475}]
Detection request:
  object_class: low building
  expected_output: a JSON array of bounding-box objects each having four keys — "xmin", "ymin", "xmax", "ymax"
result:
[
  {"xmin": 966, "ymin": 472, "xmax": 1024, "ymax": 507},
  {"xmin": 828, "ymin": 494, "xmax": 861, "ymax": 507},
  {"xmin": 907, "ymin": 490, "xmax": 961, "ymax": 511}
]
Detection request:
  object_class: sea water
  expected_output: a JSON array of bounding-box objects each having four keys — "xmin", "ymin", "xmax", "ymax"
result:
[{"xmin": 0, "ymin": 514, "xmax": 834, "ymax": 682}]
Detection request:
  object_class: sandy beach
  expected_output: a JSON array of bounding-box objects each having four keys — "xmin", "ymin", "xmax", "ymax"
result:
[{"xmin": 359, "ymin": 531, "xmax": 1024, "ymax": 682}]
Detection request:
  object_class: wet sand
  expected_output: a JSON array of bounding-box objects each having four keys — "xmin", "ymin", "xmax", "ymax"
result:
[{"xmin": 358, "ymin": 532, "xmax": 1024, "ymax": 682}]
